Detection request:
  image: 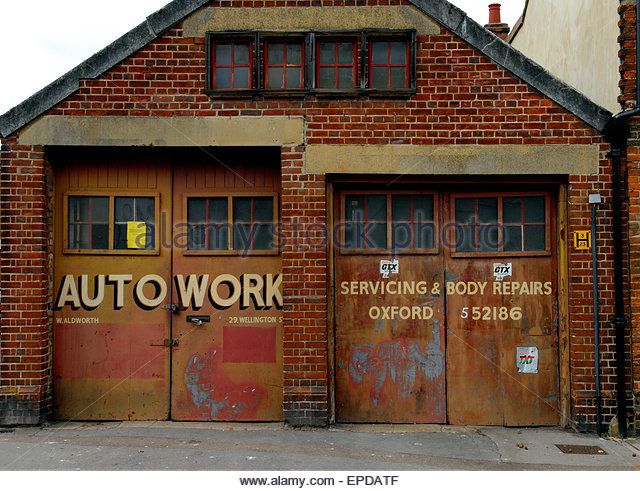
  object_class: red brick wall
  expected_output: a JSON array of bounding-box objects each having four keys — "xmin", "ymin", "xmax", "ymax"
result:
[
  {"xmin": 0, "ymin": 138, "xmax": 52, "ymax": 425},
  {"xmin": 619, "ymin": 0, "xmax": 640, "ymax": 435},
  {"xmin": 0, "ymin": 1, "xmax": 627, "ymax": 428}
]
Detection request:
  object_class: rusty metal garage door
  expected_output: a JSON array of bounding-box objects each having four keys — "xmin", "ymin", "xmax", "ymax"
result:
[{"xmin": 333, "ymin": 187, "xmax": 560, "ymax": 426}]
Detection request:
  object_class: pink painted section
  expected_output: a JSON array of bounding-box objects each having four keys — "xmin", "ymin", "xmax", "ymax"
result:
[
  {"xmin": 222, "ymin": 326, "xmax": 277, "ymax": 363},
  {"xmin": 54, "ymin": 323, "xmax": 167, "ymax": 379},
  {"xmin": 185, "ymin": 345, "xmax": 266, "ymax": 420}
]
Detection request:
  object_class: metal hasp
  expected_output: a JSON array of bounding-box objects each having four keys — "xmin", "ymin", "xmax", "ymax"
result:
[{"xmin": 589, "ymin": 193, "xmax": 603, "ymax": 435}]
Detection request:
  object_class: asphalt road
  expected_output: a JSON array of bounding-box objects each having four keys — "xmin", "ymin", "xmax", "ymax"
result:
[{"xmin": 0, "ymin": 422, "xmax": 638, "ymax": 471}]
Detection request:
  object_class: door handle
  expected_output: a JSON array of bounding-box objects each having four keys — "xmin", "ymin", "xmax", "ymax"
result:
[{"xmin": 187, "ymin": 315, "xmax": 211, "ymax": 326}]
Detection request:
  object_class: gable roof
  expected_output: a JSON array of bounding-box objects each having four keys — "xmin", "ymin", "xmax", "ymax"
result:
[{"xmin": 0, "ymin": 0, "xmax": 611, "ymax": 138}]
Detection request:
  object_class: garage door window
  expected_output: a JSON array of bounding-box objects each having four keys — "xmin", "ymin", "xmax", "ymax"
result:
[
  {"xmin": 114, "ymin": 197, "xmax": 156, "ymax": 251},
  {"xmin": 68, "ymin": 196, "xmax": 109, "ymax": 250},
  {"xmin": 342, "ymin": 192, "xmax": 438, "ymax": 253},
  {"xmin": 453, "ymin": 193, "xmax": 549, "ymax": 256},
  {"xmin": 65, "ymin": 194, "xmax": 158, "ymax": 254},
  {"xmin": 186, "ymin": 194, "xmax": 278, "ymax": 254}
]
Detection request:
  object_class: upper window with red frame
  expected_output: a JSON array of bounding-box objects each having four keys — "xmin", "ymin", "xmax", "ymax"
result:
[
  {"xmin": 316, "ymin": 39, "xmax": 358, "ymax": 90},
  {"xmin": 368, "ymin": 39, "xmax": 411, "ymax": 90},
  {"xmin": 265, "ymin": 40, "xmax": 305, "ymax": 90},
  {"xmin": 210, "ymin": 39, "xmax": 253, "ymax": 90}
]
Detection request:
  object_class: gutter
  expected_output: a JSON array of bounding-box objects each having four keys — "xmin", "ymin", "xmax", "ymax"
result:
[{"xmin": 600, "ymin": 3, "xmax": 640, "ymax": 440}]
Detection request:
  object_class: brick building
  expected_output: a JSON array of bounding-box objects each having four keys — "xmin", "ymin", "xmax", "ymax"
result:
[{"xmin": 0, "ymin": 0, "xmax": 633, "ymax": 434}]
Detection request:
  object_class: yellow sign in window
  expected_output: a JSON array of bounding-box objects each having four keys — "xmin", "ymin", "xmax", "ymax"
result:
[
  {"xmin": 127, "ymin": 222, "xmax": 147, "ymax": 249},
  {"xmin": 573, "ymin": 230, "xmax": 591, "ymax": 251}
]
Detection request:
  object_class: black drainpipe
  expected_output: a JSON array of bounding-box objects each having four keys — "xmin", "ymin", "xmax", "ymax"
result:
[{"xmin": 600, "ymin": 3, "xmax": 640, "ymax": 438}]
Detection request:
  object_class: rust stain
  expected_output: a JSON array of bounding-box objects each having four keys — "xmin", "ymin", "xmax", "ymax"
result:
[{"xmin": 347, "ymin": 323, "xmax": 443, "ymax": 408}]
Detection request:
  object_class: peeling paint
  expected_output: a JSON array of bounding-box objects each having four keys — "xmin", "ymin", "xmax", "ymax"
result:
[
  {"xmin": 185, "ymin": 347, "xmax": 265, "ymax": 420},
  {"xmin": 347, "ymin": 323, "xmax": 444, "ymax": 407}
]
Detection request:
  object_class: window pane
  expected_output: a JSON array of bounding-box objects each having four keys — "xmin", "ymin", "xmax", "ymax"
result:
[
  {"xmin": 344, "ymin": 222, "xmax": 364, "ymax": 249},
  {"xmin": 524, "ymin": 196, "xmax": 546, "ymax": 223},
  {"xmin": 233, "ymin": 223, "xmax": 252, "ymax": 251},
  {"xmin": 267, "ymin": 67, "xmax": 283, "ymax": 88},
  {"xmin": 135, "ymin": 198, "xmax": 155, "ymax": 223},
  {"xmin": 287, "ymin": 43, "xmax": 302, "ymax": 65},
  {"xmin": 392, "ymin": 223, "xmax": 411, "ymax": 250},
  {"xmin": 503, "ymin": 197, "xmax": 522, "ymax": 224},
  {"xmin": 91, "ymin": 224, "xmax": 109, "ymax": 250},
  {"xmin": 366, "ymin": 223, "xmax": 387, "ymax": 249},
  {"xmin": 319, "ymin": 67, "xmax": 335, "ymax": 88},
  {"xmin": 215, "ymin": 44, "xmax": 232, "ymax": 65},
  {"xmin": 319, "ymin": 42, "xmax": 335, "ymax": 64},
  {"xmin": 254, "ymin": 197, "xmax": 274, "ymax": 222},
  {"xmin": 253, "ymin": 224, "xmax": 274, "ymax": 251},
  {"xmin": 455, "ymin": 198, "xmax": 475, "ymax": 225},
  {"xmin": 346, "ymin": 196, "xmax": 365, "ymax": 222},
  {"xmin": 367, "ymin": 196, "xmax": 387, "ymax": 221},
  {"xmin": 115, "ymin": 197, "xmax": 134, "ymax": 222},
  {"xmin": 414, "ymin": 223, "xmax": 435, "ymax": 250},
  {"xmin": 286, "ymin": 67, "xmax": 302, "ymax": 88},
  {"xmin": 145, "ymin": 225, "xmax": 156, "ymax": 250},
  {"xmin": 456, "ymin": 226, "xmax": 474, "ymax": 253},
  {"xmin": 338, "ymin": 67, "xmax": 353, "ymax": 88},
  {"xmin": 188, "ymin": 224, "xmax": 206, "ymax": 250},
  {"xmin": 478, "ymin": 225, "xmax": 499, "ymax": 252},
  {"xmin": 188, "ymin": 198, "xmax": 206, "ymax": 223},
  {"xmin": 209, "ymin": 224, "xmax": 229, "ymax": 250},
  {"xmin": 92, "ymin": 198, "xmax": 109, "ymax": 222},
  {"xmin": 69, "ymin": 197, "xmax": 89, "ymax": 222},
  {"xmin": 234, "ymin": 43, "xmax": 249, "ymax": 65},
  {"xmin": 114, "ymin": 224, "xmax": 127, "ymax": 250},
  {"xmin": 338, "ymin": 42, "xmax": 354, "ymax": 64},
  {"xmin": 208, "ymin": 198, "xmax": 228, "ymax": 223},
  {"xmin": 233, "ymin": 198, "xmax": 252, "ymax": 222},
  {"xmin": 524, "ymin": 225, "xmax": 546, "ymax": 251},
  {"xmin": 372, "ymin": 42, "xmax": 387, "ymax": 64},
  {"xmin": 390, "ymin": 41, "xmax": 407, "ymax": 64},
  {"xmin": 268, "ymin": 43, "xmax": 284, "ymax": 65},
  {"xmin": 503, "ymin": 225, "xmax": 523, "ymax": 252},
  {"xmin": 69, "ymin": 224, "xmax": 90, "ymax": 249},
  {"xmin": 390, "ymin": 67, "xmax": 406, "ymax": 88},
  {"xmin": 413, "ymin": 195, "xmax": 434, "ymax": 222},
  {"xmin": 371, "ymin": 67, "xmax": 388, "ymax": 88},
  {"xmin": 477, "ymin": 198, "xmax": 498, "ymax": 223},
  {"xmin": 216, "ymin": 68, "xmax": 232, "ymax": 89},
  {"xmin": 392, "ymin": 196, "xmax": 411, "ymax": 221},
  {"xmin": 234, "ymin": 67, "xmax": 250, "ymax": 88}
]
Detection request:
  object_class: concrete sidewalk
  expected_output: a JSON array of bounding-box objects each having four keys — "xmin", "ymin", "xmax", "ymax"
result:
[{"xmin": 0, "ymin": 422, "xmax": 638, "ymax": 471}]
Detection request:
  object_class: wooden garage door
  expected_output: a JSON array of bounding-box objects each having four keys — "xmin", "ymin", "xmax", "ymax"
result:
[
  {"xmin": 169, "ymin": 148, "xmax": 283, "ymax": 421},
  {"xmin": 333, "ymin": 187, "xmax": 560, "ymax": 426},
  {"xmin": 52, "ymin": 148, "xmax": 172, "ymax": 420},
  {"xmin": 334, "ymin": 191, "xmax": 447, "ymax": 423}
]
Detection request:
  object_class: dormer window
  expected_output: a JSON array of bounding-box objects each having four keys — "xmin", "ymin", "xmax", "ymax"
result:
[
  {"xmin": 368, "ymin": 38, "xmax": 411, "ymax": 90},
  {"xmin": 264, "ymin": 39, "xmax": 305, "ymax": 90},
  {"xmin": 205, "ymin": 30, "xmax": 416, "ymax": 97},
  {"xmin": 316, "ymin": 39, "xmax": 358, "ymax": 90}
]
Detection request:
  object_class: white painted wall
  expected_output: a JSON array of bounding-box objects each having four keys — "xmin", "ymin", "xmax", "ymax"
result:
[{"xmin": 510, "ymin": 0, "xmax": 620, "ymax": 113}]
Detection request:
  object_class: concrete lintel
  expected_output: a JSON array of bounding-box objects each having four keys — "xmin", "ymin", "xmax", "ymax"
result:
[
  {"xmin": 19, "ymin": 116, "xmax": 305, "ymax": 147},
  {"xmin": 182, "ymin": 6, "xmax": 440, "ymax": 37},
  {"xmin": 305, "ymin": 144, "xmax": 600, "ymax": 176}
]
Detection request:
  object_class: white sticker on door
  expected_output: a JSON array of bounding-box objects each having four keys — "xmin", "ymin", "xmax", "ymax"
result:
[
  {"xmin": 517, "ymin": 347, "xmax": 539, "ymax": 374},
  {"xmin": 380, "ymin": 259, "xmax": 399, "ymax": 279}
]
